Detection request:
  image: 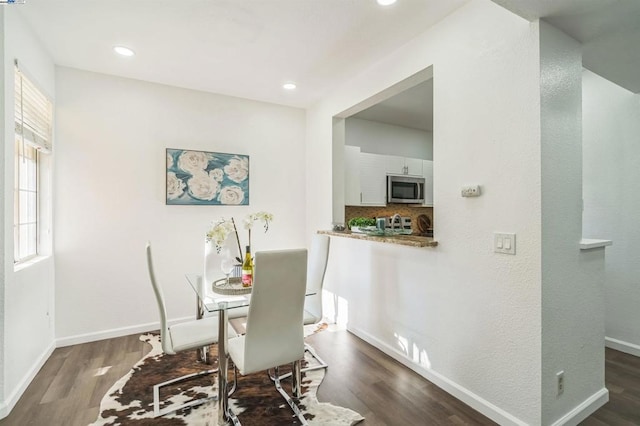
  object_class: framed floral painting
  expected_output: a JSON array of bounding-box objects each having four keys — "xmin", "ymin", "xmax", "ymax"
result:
[{"xmin": 166, "ymin": 148, "xmax": 249, "ymax": 205}]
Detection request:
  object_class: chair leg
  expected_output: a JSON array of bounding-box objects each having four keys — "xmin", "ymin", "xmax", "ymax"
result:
[
  {"xmin": 224, "ymin": 366, "xmax": 242, "ymax": 426},
  {"xmin": 153, "ymin": 368, "xmax": 218, "ymax": 418},
  {"xmin": 228, "ymin": 365, "xmax": 238, "ymax": 396},
  {"xmin": 196, "ymin": 344, "xmax": 211, "ymax": 364},
  {"xmin": 292, "ymin": 361, "xmax": 302, "ymax": 399},
  {"xmin": 226, "ymin": 405, "xmax": 242, "ymax": 426},
  {"xmin": 277, "ymin": 343, "xmax": 328, "ymax": 381},
  {"xmin": 303, "ymin": 343, "xmax": 328, "ymax": 372},
  {"xmin": 272, "ymin": 361, "xmax": 308, "ymax": 425}
]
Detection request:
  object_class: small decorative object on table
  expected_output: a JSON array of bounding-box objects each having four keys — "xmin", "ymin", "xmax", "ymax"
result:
[
  {"xmin": 347, "ymin": 217, "xmax": 376, "ymax": 233},
  {"xmin": 220, "ymin": 248, "xmax": 235, "ymax": 285},
  {"xmin": 204, "ymin": 211, "xmax": 273, "ymax": 285},
  {"xmin": 241, "ymin": 245, "xmax": 253, "ymax": 287},
  {"xmin": 211, "ymin": 276, "xmax": 252, "ymax": 295}
]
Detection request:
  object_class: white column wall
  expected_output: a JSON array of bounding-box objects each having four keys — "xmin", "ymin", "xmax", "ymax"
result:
[
  {"xmin": 0, "ymin": 8, "xmax": 5, "ymax": 407},
  {"xmin": 539, "ymin": 22, "xmax": 607, "ymax": 425},
  {"xmin": 54, "ymin": 67, "xmax": 306, "ymax": 343},
  {"xmin": 1, "ymin": 9, "xmax": 56, "ymax": 417},
  {"xmin": 583, "ymin": 70, "xmax": 640, "ymax": 355},
  {"xmin": 331, "ymin": 118, "xmax": 346, "ymax": 226},
  {"xmin": 308, "ymin": 1, "xmax": 543, "ymax": 424}
]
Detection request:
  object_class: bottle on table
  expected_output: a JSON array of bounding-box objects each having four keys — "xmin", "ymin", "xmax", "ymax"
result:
[{"xmin": 241, "ymin": 245, "xmax": 253, "ymax": 287}]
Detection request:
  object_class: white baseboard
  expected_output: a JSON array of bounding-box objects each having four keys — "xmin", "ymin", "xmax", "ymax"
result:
[
  {"xmin": 55, "ymin": 316, "xmax": 193, "ymax": 347},
  {"xmin": 0, "ymin": 341, "xmax": 55, "ymax": 420},
  {"xmin": 347, "ymin": 326, "xmax": 528, "ymax": 426},
  {"xmin": 605, "ymin": 336, "xmax": 640, "ymax": 357},
  {"xmin": 549, "ymin": 388, "xmax": 609, "ymax": 426}
]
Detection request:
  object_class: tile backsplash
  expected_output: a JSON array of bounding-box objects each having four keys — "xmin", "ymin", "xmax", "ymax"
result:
[{"xmin": 345, "ymin": 205, "xmax": 433, "ymax": 234}]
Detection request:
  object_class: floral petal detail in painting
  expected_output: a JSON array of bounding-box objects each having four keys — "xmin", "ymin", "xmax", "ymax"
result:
[
  {"xmin": 187, "ymin": 172, "xmax": 219, "ymax": 201},
  {"xmin": 166, "ymin": 172, "xmax": 186, "ymax": 200},
  {"xmin": 178, "ymin": 150, "xmax": 211, "ymax": 175},
  {"xmin": 218, "ymin": 186, "xmax": 245, "ymax": 205},
  {"xmin": 224, "ymin": 156, "xmax": 249, "ymax": 183}
]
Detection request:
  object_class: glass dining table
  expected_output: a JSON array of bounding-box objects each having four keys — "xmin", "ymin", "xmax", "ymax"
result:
[{"xmin": 185, "ymin": 273, "xmax": 251, "ymax": 426}]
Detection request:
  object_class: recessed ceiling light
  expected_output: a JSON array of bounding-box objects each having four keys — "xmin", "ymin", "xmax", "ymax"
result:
[
  {"xmin": 283, "ymin": 82, "xmax": 297, "ymax": 90},
  {"xmin": 113, "ymin": 46, "xmax": 135, "ymax": 57},
  {"xmin": 377, "ymin": 0, "xmax": 397, "ymax": 5}
]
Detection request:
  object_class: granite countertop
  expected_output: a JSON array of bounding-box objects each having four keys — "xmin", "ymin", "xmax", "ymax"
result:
[{"xmin": 318, "ymin": 230, "xmax": 438, "ymax": 248}]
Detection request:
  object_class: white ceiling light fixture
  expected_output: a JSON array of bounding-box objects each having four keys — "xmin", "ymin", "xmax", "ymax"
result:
[
  {"xmin": 113, "ymin": 45, "xmax": 135, "ymax": 57},
  {"xmin": 377, "ymin": 0, "xmax": 397, "ymax": 6},
  {"xmin": 283, "ymin": 82, "xmax": 297, "ymax": 90}
]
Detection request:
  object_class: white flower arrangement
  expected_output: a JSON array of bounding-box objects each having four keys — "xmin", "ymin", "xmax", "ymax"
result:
[{"xmin": 206, "ymin": 211, "xmax": 273, "ymax": 262}]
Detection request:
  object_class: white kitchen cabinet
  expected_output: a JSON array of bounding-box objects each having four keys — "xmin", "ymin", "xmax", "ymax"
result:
[
  {"xmin": 359, "ymin": 152, "xmax": 387, "ymax": 205},
  {"xmin": 405, "ymin": 157, "xmax": 423, "ymax": 176},
  {"xmin": 385, "ymin": 155, "xmax": 405, "ymax": 175},
  {"xmin": 422, "ymin": 159, "xmax": 434, "ymax": 206},
  {"xmin": 385, "ymin": 155, "xmax": 423, "ymax": 176},
  {"xmin": 344, "ymin": 145, "xmax": 361, "ymax": 206}
]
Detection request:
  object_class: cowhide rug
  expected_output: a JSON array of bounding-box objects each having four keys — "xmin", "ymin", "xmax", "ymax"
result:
[{"xmin": 91, "ymin": 326, "xmax": 363, "ymax": 425}]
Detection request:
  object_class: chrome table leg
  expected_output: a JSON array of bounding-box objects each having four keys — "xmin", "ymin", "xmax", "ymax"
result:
[
  {"xmin": 196, "ymin": 277, "xmax": 211, "ymax": 364},
  {"xmin": 218, "ymin": 304, "xmax": 229, "ymax": 425}
]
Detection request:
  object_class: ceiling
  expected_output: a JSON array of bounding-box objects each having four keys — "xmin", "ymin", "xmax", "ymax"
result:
[
  {"xmin": 352, "ymin": 0, "xmax": 640, "ymax": 132},
  {"xmin": 351, "ymin": 79, "xmax": 433, "ymax": 131},
  {"xmin": 493, "ymin": 0, "xmax": 640, "ymax": 93},
  {"xmin": 15, "ymin": 0, "xmax": 468, "ymax": 109},
  {"xmin": 15, "ymin": 0, "xmax": 638, "ymax": 133}
]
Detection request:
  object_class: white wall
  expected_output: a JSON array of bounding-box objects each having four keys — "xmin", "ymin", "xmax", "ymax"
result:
[
  {"xmin": 1, "ymin": 8, "xmax": 56, "ymax": 417},
  {"xmin": 583, "ymin": 70, "xmax": 640, "ymax": 355},
  {"xmin": 332, "ymin": 118, "xmax": 346, "ymax": 225},
  {"xmin": 345, "ymin": 117, "xmax": 433, "ymax": 159},
  {"xmin": 54, "ymin": 67, "xmax": 306, "ymax": 343},
  {"xmin": 309, "ymin": 1, "xmax": 544, "ymax": 424},
  {"xmin": 0, "ymin": 9, "xmax": 5, "ymax": 406},
  {"xmin": 539, "ymin": 22, "xmax": 607, "ymax": 425},
  {"xmin": 311, "ymin": 1, "xmax": 607, "ymax": 424}
]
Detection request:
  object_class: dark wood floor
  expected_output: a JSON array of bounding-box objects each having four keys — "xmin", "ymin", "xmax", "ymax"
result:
[
  {"xmin": 581, "ymin": 348, "xmax": 640, "ymax": 426},
  {"xmin": 0, "ymin": 329, "xmax": 638, "ymax": 425}
]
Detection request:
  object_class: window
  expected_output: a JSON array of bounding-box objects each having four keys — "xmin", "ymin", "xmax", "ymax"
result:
[{"xmin": 14, "ymin": 64, "xmax": 52, "ymax": 264}]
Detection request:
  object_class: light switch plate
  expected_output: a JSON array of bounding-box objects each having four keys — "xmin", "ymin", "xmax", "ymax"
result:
[{"xmin": 494, "ymin": 233, "xmax": 516, "ymax": 255}]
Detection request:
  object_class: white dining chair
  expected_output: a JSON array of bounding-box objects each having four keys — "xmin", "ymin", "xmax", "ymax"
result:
[
  {"xmin": 224, "ymin": 235, "xmax": 330, "ymax": 330},
  {"xmin": 227, "ymin": 248, "xmax": 308, "ymax": 425},
  {"xmin": 146, "ymin": 242, "xmax": 234, "ymax": 417},
  {"xmin": 274, "ymin": 234, "xmax": 330, "ymax": 385},
  {"xmin": 302, "ymin": 234, "xmax": 330, "ymax": 371}
]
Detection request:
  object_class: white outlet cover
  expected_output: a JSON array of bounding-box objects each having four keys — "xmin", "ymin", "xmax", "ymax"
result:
[{"xmin": 461, "ymin": 185, "xmax": 481, "ymax": 197}]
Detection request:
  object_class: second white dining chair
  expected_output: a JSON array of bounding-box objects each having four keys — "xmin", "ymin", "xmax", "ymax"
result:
[
  {"xmin": 146, "ymin": 242, "xmax": 234, "ymax": 417},
  {"xmin": 227, "ymin": 248, "xmax": 308, "ymax": 425},
  {"xmin": 302, "ymin": 234, "xmax": 330, "ymax": 371},
  {"xmin": 303, "ymin": 234, "xmax": 330, "ymax": 326}
]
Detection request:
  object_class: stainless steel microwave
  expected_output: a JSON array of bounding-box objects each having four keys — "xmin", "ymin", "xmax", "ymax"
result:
[{"xmin": 387, "ymin": 175, "xmax": 425, "ymax": 204}]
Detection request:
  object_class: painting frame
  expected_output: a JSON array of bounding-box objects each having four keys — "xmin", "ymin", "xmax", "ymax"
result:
[{"xmin": 166, "ymin": 148, "xmax": 250, "ymax": 205}]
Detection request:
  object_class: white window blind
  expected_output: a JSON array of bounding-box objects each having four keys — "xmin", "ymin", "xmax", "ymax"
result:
[{"xmin": 15, "ymin": 64, "xmax": 53, "ymax": 152}]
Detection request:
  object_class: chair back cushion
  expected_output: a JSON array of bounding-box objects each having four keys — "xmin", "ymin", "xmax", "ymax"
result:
[
  {"xmin": 243, "ymin": 249, "xmax": 307, "ymax": 374},
  {"xmin": 304, "ymin": 234, "xmax": 330, "ymax": 322}
]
